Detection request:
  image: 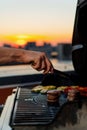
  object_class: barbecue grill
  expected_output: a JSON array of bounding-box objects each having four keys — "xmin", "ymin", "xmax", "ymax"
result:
[
  {"xmin": 1, "ymin": 84, "xmax": 87, "ymax": 130},
  {"xmin": 10, "ymin": 87, "xmax": 60, "ymax": 127}
]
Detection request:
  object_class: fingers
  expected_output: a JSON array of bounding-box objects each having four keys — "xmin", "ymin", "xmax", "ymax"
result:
[
  {"xmin": 43, "ymin": 56, "xmax": 54, "ymax": 74},
  {"xmin": 31, "ymin": 53, "xmax": 54, "ymax": 74},
  {"xmin": 31, "ymin": 57, "xmax": 46, "ymax": 72},
  {"xmin": 31, "ymin": 58, "xmax": 41, "ymax": 70}
]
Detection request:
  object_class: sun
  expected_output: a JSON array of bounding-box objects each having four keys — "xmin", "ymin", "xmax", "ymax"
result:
[
  {"xmin": 15, "ymin": 34, "xmax": 31, "ymax": 46},
  {"xmin": 16, "ymin": 39, "xmax": 26, "ymax": 46}
]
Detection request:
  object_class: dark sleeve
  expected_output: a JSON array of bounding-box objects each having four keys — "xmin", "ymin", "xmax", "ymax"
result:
[{"xmin": 72, "ymin": 45, "xmax": 87, "ymax": 76}]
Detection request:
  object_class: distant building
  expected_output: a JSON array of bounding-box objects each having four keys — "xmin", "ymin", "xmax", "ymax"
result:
[
  {"xmin": 24, "ymin": 42, "xmax": 53, "ymax": 58},
  {"xmin": 24, "ymin": 42, "xmax": 36, "ymax": 50},
  {"xmin": 24, "ymin": 42, "xmax": 72, "ymax": 60},
  {"xmin": 3, "ymin": 43, "xmax": 12, "ymax": 48},
  {"xmin": 57, "ymin": 43, "xmax": 72, "ymax": 60}
]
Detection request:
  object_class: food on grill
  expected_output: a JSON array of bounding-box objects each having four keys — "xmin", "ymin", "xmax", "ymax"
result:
[
  {"xmin": 31, "ymin": 85, "xmax": 87, "ymax": 98},
  {"xmin": 77, "ymin": 87, "xmax": 87, "ymax": 97},
  {"xmin": 57, "ymin": 86, "xmax": 68, "ymax": 91},
  {"xmin": 47, "ymin": 90, "xmax": 59, "ymax": 99},
  {"xmin": 31, "ymin": 85, "xmax": 56, "ymax": 93},
  {"xmin": 67, "ymin": 88, "xmax": 78, "ymax": 101},
  {"xmin": 71, "ymin": 86, "xmax": 79, "ymax": 88},
  {"xmin": 47, "ymin": 90, "xmax": 60, "ymax": 105},
  {"xmin": 64, "ymin": 86, "xmax": 79, "ymax": 93},
  {"xmin": 40, "ymin": 88, "xmax": 48, "ymax": 94},
  {"xmin": 40, "ymin": 85, "xmax": 56, "ymax": 94},
  {"xmin": 31, "ymin": 85, "xmax": 43, "ymax": 93}
]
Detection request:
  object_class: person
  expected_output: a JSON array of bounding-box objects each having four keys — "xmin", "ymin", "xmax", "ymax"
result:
[
  {"xmin": 0, "ymin": 47, "xmax": 54, "ymax": 74},
  {"xmin": 42, "ymin": 0, "xmax": 87, "ymax": 86},
  {"xmin": 71, "ymin": 0, "xmax": 87, "ymax": 85}
]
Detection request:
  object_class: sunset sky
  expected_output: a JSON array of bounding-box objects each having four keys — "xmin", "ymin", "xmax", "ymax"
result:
[{"xmin": 0, "ymin": 0, "xmax": 77, "ymax": 47}]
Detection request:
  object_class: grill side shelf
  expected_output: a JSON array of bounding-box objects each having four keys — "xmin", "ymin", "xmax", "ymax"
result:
[{"xmin": 9, "ymin": 87, "xmax": 21, "ymax": 126}]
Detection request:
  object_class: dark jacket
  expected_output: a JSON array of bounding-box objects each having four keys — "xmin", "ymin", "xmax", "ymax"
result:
[{"xmin": 72, "ymin": 0, "xmax": 87, "ymax": 78}]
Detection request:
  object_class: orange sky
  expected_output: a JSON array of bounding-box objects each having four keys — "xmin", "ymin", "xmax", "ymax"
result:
[
  {"xmin": 0, "ymin": 0, "xmax": 77, "ymax": 47},
  {"xmin": 0, "ymin": 33, "xmax": 72, "ymax": 47}
]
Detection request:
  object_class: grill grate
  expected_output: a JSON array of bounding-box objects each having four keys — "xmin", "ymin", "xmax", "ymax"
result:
[{"xmin": 10, "ymin": 87, "xmax": 66, "ymax": 126}]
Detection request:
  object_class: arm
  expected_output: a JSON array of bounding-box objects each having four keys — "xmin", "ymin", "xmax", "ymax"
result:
[{"xmin": 0, "ymin": 47, "xmax": 54, "ymax": 74}]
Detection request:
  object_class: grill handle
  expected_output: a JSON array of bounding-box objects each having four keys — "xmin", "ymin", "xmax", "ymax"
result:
[{"xmin": 53, "ymin": 69, "xmax": 71, "ymax": 79}]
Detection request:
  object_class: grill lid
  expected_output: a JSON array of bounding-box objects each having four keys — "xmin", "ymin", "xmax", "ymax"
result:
[{"xmin": 10, "ymin": 87, "xmax": 67, "ymax": 126}]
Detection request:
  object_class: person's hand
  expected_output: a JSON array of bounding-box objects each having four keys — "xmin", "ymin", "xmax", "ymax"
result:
[{"xmin": 22, "ymin": 51, "xmax": 54, "ymax": 74}]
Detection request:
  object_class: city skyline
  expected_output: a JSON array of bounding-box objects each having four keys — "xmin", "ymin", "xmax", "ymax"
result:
[{"xmin": 0, "ymin": 0, "xmax": 77, "ymax": 46}]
